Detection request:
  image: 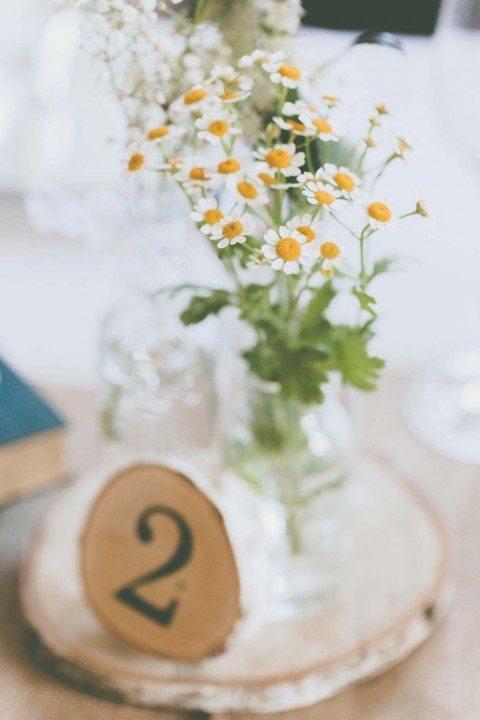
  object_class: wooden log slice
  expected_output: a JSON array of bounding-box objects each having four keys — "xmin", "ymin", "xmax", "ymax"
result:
[{"xmin": 21, "ymin": 455, "xmax": 452, "ymax": 714}]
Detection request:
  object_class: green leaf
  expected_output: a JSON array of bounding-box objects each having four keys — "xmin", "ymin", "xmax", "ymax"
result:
[
  {"xmin": 369, "ymin": 257, "xmax": 399, "ymax": 282},
  {"xmin": 300, "ymin": 282, "xmax": 336, "ymax": 338},
  {"xmin": 327, "ymin": 325, "xmax": 385, "ymax": 391},
  {"xmin": 180, "ymin": 290, "xmax": 232, "ymax": 325},
  {"xmin": 352, "ymin": 286, "xmax": 377, "ymax": 317}
]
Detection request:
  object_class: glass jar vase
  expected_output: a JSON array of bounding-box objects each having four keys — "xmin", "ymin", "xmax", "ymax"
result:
[
  {"xmin": 225, "ymin": 374, "xmax": 355, "ymax": 621},
  {"xmin": 99, "ymin": 291, "xmax": 217, "ymax": 460}
]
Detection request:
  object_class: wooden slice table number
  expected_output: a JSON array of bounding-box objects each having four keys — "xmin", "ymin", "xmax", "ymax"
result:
[{"xmin": 81, "ymin": 462, "xmax": 247, "ymax": 662}]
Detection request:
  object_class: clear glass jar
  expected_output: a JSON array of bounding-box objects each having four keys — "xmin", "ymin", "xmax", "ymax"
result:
[
  {"xmin": 225, "ymin": 373, "xmax": 355, "ymax": 621},
  {"xmin": 99, "ymin": 291, "xmax": 217, "ymax": 458}
]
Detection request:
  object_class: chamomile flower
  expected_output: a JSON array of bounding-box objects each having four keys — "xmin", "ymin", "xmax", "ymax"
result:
[
  {"xmin": 195, "ymin": 110, "xmax": 241, "ymax": 145},
  {"xmin": 322, "ymin": 95, "xmax": 341, "ymax": 107},
  {"xmin": 227, "ymin": 173, "xmax": 269, "ymax": 206},
  {"xmin": 263, "ymin": 58, "xmax": 303, "ymax": 89},
  {"xmin": 319, "ymin": 237, "xmax": 346, "ymax": 272},
  {"xmin": 127, "ymin": 153, "xmax": 145, "ymax": 173},
  {"xmin": 302, "ymin": 181, "xmax": 342, "ymax": 211},
  {"xmin": 282, "ymin": 100, "xmax": 319, "ymax": 117},
  {"xmin": 208, "ymin": 64, "xmax": 253, "ymax": 92},
  {"xmin": 299, "ymin": 111, "xmax": 340, "ymax": 142},
  {"xmin": 176, "ymin": 164, "xmax": 217, "ymax": 191},
  {"xmin": 362, "ymin": 198, "xmax": 398, "ymax": 230},
  {"xmin": 182, "ymin": 85, "xmax": 210, "ymax": 108},
  {"xmin": 211, "ymin": 211, "xmax": 256, "ymax": 248},
  {"xmin": 216, "ymin": 157, "xmax": 242, "ymax": 177},
  {"xmin": 323, "ymin": 164, "xmax": 361, "ymax": 198},
  {"xmin": 146, "ymin": 124, "xmax": 185, "ymax": 142},
  {"xmin": 191, "ymin": 197, "xmax": 224, "ymax": 235},
  {"xmin": 273, "ymin": 116, "xmax": 309, "ymax": 136},
  {"xmin": 253, "ymin": 143, "xmax": 304, "ymax": 178},
  {"xmin": 239, "ymin": 49, "xmax": 281, "ymax": 68},
  {"xmin": 286, "ymin": 214, "xmax": 323, "ymax": 245},
  {"xmin": 297, "ymin": 168, "xmax": 328, "ymax": 187},
  {"xmin": 261, "ymin": 226, "xmax": 308, "ymax": 275}
]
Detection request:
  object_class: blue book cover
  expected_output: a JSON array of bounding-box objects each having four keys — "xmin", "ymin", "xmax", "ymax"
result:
[{"xmin": 0, "ymin": 359, "xmax": 65, "ymax": 447}]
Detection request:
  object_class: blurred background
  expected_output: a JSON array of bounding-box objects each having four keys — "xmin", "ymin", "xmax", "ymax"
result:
[{"xmin": 1, "ymin": 0, "xmax": 480, "ymax": 387}]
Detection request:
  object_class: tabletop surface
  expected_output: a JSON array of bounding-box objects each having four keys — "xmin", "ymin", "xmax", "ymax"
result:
[{"xmin": 0, "ymin": 376, "xmax": 479, "ymax": 720}]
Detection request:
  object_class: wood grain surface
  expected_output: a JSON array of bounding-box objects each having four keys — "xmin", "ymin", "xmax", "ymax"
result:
[{"xmin": 1, "ymin": 378, "xmax": 479, "ymax": 719}]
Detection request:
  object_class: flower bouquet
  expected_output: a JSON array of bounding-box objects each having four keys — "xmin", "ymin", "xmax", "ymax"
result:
[{"xmin": 122, "ymin": 49, "xmax": 426, "ymax": 615}]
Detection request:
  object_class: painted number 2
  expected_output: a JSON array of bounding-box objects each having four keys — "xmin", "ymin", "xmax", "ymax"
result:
[{"xmin": 115, "ymin": 506, "xmax": 193, "ymax": 627}]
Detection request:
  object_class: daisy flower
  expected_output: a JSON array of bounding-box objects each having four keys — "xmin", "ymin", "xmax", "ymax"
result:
[
  {"xmin": 127, "ymin": 153, "xmax": 145, "ymax": 173},
  {"xmin": 216, "ymin": 157, "xmax": 242, "ymax": 177},
  {"xmin": 323, "ymin": 164, "xmax": 361, "ymax": 198},
  {"xmin": 195, "ymin": 110, "xmax": 242, "ymax": 145},
  {"xmin": 210, "ymin": 211, "xmax": 256, "ymax": 248},
  {"xmin": 227, "ymin": 173, "xmax": 269, "ymax": 206},
  {"xmin": 283, "ymin": 100, "xmax": 319, "ymax": 117},
  {"xmin": 273, "ymin": 116, "xmax": 310, "ymax": 137},
  {"xmin": 302, "ymin": 181, "xmax": 342, "ymax": 211},
  {"xmin": 191, "ymin": 197, "xmax": 224, "ymax": 235},
  {"xmin": 299, "ymin": 111, "xmax": 340, "ymax": 142},
  {"xmin": 176, "ymin": 164, "xmax": 217, "ymax": 191},
  {"xmin": 286, "ymin": 214, "xmax": 323, "ymax": 245},
  {"xmin": 239, "ymin": 49, "xmax": 281, "ymax": 68},
  {"xmin": 254, "ymin": 143, "xmax": 305, "ymax": 178},
  {"xmin": 261, "ymin": 226, "xmax": 309, "ymax": 275},
  {"xmin": 182, "ymin": 86, "xmax": 210, "ymax": 108},
  {"xmin": 319, "ymin": 237, "xmax": 346, "ymax": 273},
  {"xmin": 208, "ymin": 64, "xmax": 253, "ymax": 92},
  {"xmin": 297, "ymin": 168, "xmax": 328, "ymax": 187},
  {"xmin": 362, "ymin": 198, "xmax": 398, "ymax": 230},
  {"xmin": 146, "ymin": 125, "xmax": 185, "ymax": 142},
  {"xmin": 262, "ymin": 58, "xmax": 303, "ymax": 89}
]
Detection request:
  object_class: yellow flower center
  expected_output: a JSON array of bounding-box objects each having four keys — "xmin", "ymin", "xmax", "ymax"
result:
[
  {"xmin": 276, "ymin": 237, "xmax": 302, "ymax": 261},
  {"xmin": 286, "ymin": 119, "xmax": 306, "ymax": 133},
  {"xmin": 219, "ymin": 91, "xmax": 238, "ymax": 100},
  {"xmin": 278, "ymin": 63, "xmax": 301, "ymax": 80},
  {"xmin": 184, "ymin": 88, "xmax": 206, "ymax": 105},
  {"xmin": 368, "ymin": 202, "xmax": 392, "ymax": 222},
  {"xmin": 321, "ymin": 267, "xmax": 333, "ymax": 278},
  {"xmin": 258, "ymin": 172, "xmax": 276, "ymax": 186},
  {"xmin": 208, "ymin": 119, "xmax": 229, "ymax": 137},
  {"xmin": 204, "ymin": 209, "xmax": 223, "ymax": 225},
  {"xmin": 321, "ymin": 242, "xmax": 340, "ymax": 260},
  {"xmin": 297, "ymin": 225, "xmax": 315, "ymax": 243},
  {"xmin": 334, "ymin": 172, "xmax": 355, "ymax": 192},
  {"xmin": 315, "ymin": 189, "xmax": 335, "ymax": 205},
  {"xmin": 189, "ymin": 167, "xmax": 207, "ymax": 181},
  {"xmin": 147, "ymin": 126, "xmax": 169, "ymax": 140},
  {"xmin": 223, "ymin": 221, "xmax": 243, "ymax": 239},
  {"xmin": 313, "ymin": 118, "xmax": 332, "ymax": 134},
  {"xmin": 237, "ymin": 181, "xmax": 257, "ymax": 200},
  {"xmin": 128, "ymin": 153, "xmax": 144, "ymax": 172},
  {"xmin": 323, "ymin": 95, "xmax": 341, "ymax": 104},
  {"xmin": 218, "ymin": 158, "xmax": 240, "ymax": 174},
  {"xmin": 266, "ymin": 148, "xmax": 292, "ymax": 169}
]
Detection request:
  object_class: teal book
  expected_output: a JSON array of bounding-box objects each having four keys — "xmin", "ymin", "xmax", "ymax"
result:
[{"xmin": 0, "ymin": 359, "xmax": 68, "ymax": 505}]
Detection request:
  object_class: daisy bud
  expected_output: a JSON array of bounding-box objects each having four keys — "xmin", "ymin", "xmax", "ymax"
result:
[
  {"xmin": 415, "ymin": 200, "xmax": 429, "ymax": 217},
  {"xmin": 365, "ymin": 136, "xmax": 376, "ymax": 148},
  {"xmin": 376, "ymin": 102, "xmax": 389, "ymax": 115},
  {"xmin": 266, "ymin": 123, "xmax": 281, "ymax": 139}
]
